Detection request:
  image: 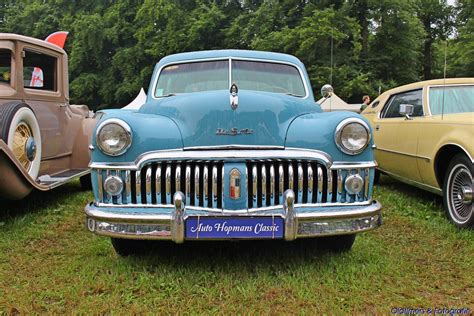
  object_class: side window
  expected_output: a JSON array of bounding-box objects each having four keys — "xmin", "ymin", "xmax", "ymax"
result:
[
  {"xmin": 371, "ymin": 100, "xmax": 380, "ymax": 108},
  {"xmin": 0, "ymin": 49, "xmax": 12, "ymax": 85},
  {"xmin": 381, "ymin": 89, "xmax": 423, "ymax": 118},
  {"xmin": 23, "ymin": 50, "xmax": 57, "ymax": 91},
  {"xmin": 429, "ymin": 85, "xmax": 474, "ymax": 115}
]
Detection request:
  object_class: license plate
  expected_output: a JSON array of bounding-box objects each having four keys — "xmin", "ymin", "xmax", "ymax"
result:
[{"xmin": 185, "ymin": 217, "xmax": 284, "ymax": 239}]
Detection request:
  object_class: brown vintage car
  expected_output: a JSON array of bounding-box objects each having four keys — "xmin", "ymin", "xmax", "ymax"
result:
[{"xmin": 0, "ymin": 33, "xmax": 95, "ymax": 200}]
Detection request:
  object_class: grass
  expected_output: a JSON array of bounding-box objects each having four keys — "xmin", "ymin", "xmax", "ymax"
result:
[{"xmin": 0, "ymin": 175, "xmax": 473, "ymax": 314}]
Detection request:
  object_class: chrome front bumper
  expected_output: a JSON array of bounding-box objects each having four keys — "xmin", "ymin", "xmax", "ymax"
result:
[{"xmin": 85, "ymin": 190, "xmax": 382, "ymax": 242}]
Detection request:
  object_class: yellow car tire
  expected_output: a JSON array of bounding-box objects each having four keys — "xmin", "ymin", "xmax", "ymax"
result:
[{"xmin": 443, "ymin": 154, "xmax": 474, "ymax": 228}]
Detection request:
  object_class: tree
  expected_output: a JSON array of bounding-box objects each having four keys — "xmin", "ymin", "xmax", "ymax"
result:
[{"xmin": 415, "ymin": 0, "xmax": 455, "ymax": 79}]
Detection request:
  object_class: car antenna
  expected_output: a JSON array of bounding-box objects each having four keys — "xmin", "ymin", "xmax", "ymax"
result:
[
  {"xmin": 329, "ymin": 30, "xmax": 334, "ymax": 112},
  {"xmin": 441, "ymin": 40, "xmax": 448, "ymax": 120}
]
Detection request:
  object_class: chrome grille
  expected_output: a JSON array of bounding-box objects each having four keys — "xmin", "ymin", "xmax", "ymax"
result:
[
  {"xmin": 95, "ymin": 159, "xmax": 371, "ymax": 208},
  {"xmin": 247, "ymin": 161, "xmax": 332, "ymax": 208}
]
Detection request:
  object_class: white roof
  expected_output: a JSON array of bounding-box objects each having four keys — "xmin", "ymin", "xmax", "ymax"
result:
[{"xmin": 317, "ymin": 93, "xmax": 361, "ymax": 113}]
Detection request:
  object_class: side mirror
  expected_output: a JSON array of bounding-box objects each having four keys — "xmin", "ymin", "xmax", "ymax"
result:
[
  {"xmin": 399, "ymin": 104, "xmax": 414, "ymax": 120},
  {"xmin": 321, "ymin": 84, "xmax": 334, "ymax": 98}
]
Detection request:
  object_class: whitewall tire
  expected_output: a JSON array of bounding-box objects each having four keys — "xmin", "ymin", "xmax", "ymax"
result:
[{"xmin": 0, "ymin": 103, "xmax": 42, "ymax": 180}]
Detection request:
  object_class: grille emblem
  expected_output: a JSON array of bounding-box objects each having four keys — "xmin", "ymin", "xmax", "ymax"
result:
[
  {"xmin": 230, "ymin": 83, "xmax": 238, "ymax": 110},
  {"xmin": 229, "ymin": 168, "xmax": 241, "ymax": 199}
]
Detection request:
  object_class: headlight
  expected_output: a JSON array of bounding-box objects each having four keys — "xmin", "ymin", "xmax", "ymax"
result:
[
  {"xmin": 335, "ymin": 118, "xmax": 370, "ymax": 155},
  {"xmin": 96, "ymin": 119, "xmax": 132, "ymax": 156}
]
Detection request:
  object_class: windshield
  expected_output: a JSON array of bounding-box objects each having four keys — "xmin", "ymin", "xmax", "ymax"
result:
[
  {"xmin": 0, "ymin": 49, "xmax": 12, "ymax": 86},
  {"xmin": 154, "ymin": 59, "xmax": 306, "ymax": 97}
]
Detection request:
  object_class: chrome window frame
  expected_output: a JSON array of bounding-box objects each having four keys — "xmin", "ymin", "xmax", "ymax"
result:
[
  {"xmin": 151, "ymin": 56, "xmax": 310, "ymax": 100},
  {"xmin": 378, "ymin": 88, "xmax": 424, "ymax": 119},
  {"xmin": 426, "ymin": 83, "xmax": 474, "ymax": 117}
]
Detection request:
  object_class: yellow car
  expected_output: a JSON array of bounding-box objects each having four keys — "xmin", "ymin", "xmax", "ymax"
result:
[{"xmin": 362, "ymin": 78, "xmax": 473, "ymax": 228}]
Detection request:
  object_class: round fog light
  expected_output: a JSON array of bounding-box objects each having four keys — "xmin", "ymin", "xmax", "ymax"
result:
[
  {"xmin": 104, "ymin": 175, "xmax": 124, "ymax": 196},
  {"xmin": 344, "ymin": 174, "xmax": 364, "ymax": 195}
]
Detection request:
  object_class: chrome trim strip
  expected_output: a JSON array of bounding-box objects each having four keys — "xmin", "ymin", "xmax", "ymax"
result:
[
  {"xmin": 155, "ymin": 166, "xmax": 161, "ymax": 203},
  {"xmin": 94, "ymin": 199, "xmax": 374, "ymax": 210},
  {"xmin": 283, "ymin": 189, "xmax": 296, "ymax": 241},
  {"xmin": 252, "ymin": 165, "xmax": 257, "ymax": 207},
  {"xmin": 317, "ymin": 166, "xmax": 323, "ymax": 203},
  {"xmin": 376, "ymin": 147, "xmax": 431, "ymax": 161},
  {"xmin": 307, "ymin": 164, "xmax": 313, "ymax": 203},
  {"xmin": 364, "ymin": 168, "xmax": 370, "ymax": 200},
  {"xmin": 278, "ymin": 164, "xmax": 284, "ymax": 205},
  {"xmin": 145, "ymin": 166, "xmax": 152, "ymax": 204},
  {"xmin": 135, "ymin": 170, "xmax": 141, "ymax": 203},
  {"xmin": 212, "ymin": 165, "xmax": 218, "ymax": 208},
  {"xmin": 288, "ymin": 164, "xmax": 294, "ymax": 191},
  {"xmin": 165, "ymin": 166, "xmax": 171, "ymax": 204},
  {"xmin": 184, "ymin": 145, "xmax": 285, "ymax": 151},
  {"xmin": 194, "ymin": 166, "xmax": 200, "ymax": 206},
  {"xmin": 269, "ymin": 165, "xmax": 275, "ymax": 205},
  {"xmin": 297, "ymin": 163, "xmax": 303, "ymax": 203},
  {"xmin": 330, "ymin": 161, "xmax": 377, "ymax": 169},
  {"xmin": 89, "ymin": 148, "xmax": 332, "ymax": 170},
  {"xmin": 185, "ymin": 165, "xmax": 191, "ymax": 206},
  {"xmin": 124, "ymin": 170, "xmax": 131, "ymax": 204},
  {"xmin": 337, "ymin": 169, "xmax": 343, "ymax": 201},
  {"xmin": 97, "ymin": 170, "xmax": 103, "ymax": 203},
  {"xmin": 203, "ymin": 165, "xmax": 209, "ymax": 207},
  {"xmin": 261, "ymin": 165, "xmax": 267, "ymax": 206},
  {"xmin": 222, "ymin": 165, "xmax": 225, "ymax": 208},
  {"xmin": 327, "ymin": 169, "xmax": 333, "ymax": 202},
  {"xmin": 175, "ymin": 165, "xmax": 181, "ymax": 193},
  {"xmin": 151, "ymin": 57, "xmax": 310, "ymax": 100}
]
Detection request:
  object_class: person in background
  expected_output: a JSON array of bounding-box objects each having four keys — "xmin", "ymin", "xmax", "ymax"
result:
[{"xmin": 360, "ymin": 95, "xmax": 371, "ymax": 112}]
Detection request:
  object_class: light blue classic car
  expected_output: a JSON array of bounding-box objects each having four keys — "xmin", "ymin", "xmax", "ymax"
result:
[{"xmin": 85, "ymin": 50, "xmax": 382, "ymax": 255}]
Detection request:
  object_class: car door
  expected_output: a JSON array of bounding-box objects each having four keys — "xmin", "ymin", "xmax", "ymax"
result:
[
  {"xmin": 20, "ymin": 45, "xmax": 69, "ymax": 160},
  {"xmin": 373, "ymin": 89, "xmax": 424, "ymax": 182}
]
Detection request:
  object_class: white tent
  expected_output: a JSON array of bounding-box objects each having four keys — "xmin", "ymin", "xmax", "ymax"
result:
[
  {"xmin": 317, "ymin": 94, "xmax": 361, "ymax": 113},
  {"xmin": 123, "ymin": 88, "xmax": 147, "ymax": 110}
]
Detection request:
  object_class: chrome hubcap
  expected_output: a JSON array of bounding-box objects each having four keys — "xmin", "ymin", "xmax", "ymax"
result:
[
  {"xmin": 449, "ymin": 166, "xmax": 473, "ymax": 222},
  {"xmin": 25, "ymin": 137, "xmax": 37, "ymax": 162},
  {"xmin": 460, "ymin": 185, "xmax": 473, "ymax": 204}
]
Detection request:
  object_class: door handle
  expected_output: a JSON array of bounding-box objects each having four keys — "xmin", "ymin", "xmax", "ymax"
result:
[{"xmin": 375, "ymin": 125, "xmax": 380, "ymax": 131}]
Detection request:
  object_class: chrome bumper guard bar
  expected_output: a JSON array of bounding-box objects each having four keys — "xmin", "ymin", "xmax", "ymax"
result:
[{"xmin": 85, "ymin": 189, "xmax": 382, "ymax": 242}]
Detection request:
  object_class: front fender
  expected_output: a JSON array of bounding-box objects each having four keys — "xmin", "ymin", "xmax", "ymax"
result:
[
  {"xmin": 285, "ymin": 111, "xmax": 374, "ymax": 162},
  {"xmin": 0, "ymin": 140, "xmax": 36, "ymax": 199},
  {"xmin": 91, "ymin": 110, "xmax": 183, "ymax": 163}
]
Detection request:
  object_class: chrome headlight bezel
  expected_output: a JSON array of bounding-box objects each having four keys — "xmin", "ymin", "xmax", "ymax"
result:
[
  {"xmin": 334, "ymin": 118, "xmax": 371, "ymax": 155},
  {"xmin": 95, "ymin": 119, "xmax": 132, "ymax": 156}
]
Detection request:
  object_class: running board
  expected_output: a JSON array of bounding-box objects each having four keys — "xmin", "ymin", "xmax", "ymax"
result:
[{"xmin": 37, "ymin": 168, "xmax": 90, "ymax": 189}]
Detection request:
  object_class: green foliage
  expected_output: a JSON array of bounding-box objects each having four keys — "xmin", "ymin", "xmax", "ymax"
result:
[{"xmin": 0, "ymin": 0, "xmax": 470, "ymax": 108}]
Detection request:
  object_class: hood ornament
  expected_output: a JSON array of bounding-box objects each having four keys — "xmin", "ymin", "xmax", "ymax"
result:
[{"xmin": 230, "ymin": 83, "xmax": 238, "ymax": 110}]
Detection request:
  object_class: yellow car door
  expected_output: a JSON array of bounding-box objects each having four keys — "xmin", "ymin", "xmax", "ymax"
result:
[{"xmin": 373, "ymin": 89, "xmax": 424, "ymax": 182}]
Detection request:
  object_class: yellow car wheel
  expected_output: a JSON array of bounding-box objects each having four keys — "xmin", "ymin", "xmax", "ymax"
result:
[{"xmin": 443, "ymin": 154, "xmax": 474, "ymax": 228}]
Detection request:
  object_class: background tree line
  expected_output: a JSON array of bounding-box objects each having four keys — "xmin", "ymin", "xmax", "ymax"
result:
[{"xmin": 0, "ymin": 0, "xmax": 472, "ymax": 109}]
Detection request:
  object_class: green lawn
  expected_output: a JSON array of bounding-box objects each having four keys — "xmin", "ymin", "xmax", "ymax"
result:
[{"xmin": 1, "ymin": 176, "xmax": 473, "ymax": 314}]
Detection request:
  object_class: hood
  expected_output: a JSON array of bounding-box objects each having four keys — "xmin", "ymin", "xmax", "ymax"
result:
[{"xmin": 139, "ymin": 90, "xmax": 319, "ymax": 148}]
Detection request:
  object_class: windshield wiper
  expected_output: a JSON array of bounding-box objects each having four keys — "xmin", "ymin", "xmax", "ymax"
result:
[
  {"xmin": 159, "ymin": 93, "xmax": 176, "ymax": 98},
  {"xmin": 285, "ymin": 93, "xmax": 303, "ymax": 97}
]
